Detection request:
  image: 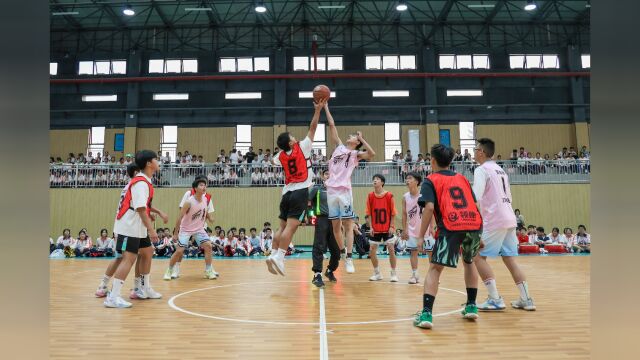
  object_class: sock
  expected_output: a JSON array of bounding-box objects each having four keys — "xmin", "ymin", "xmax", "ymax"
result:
[
  {"xmin": 347, "ymin": 252, "xmax": 352, "ymax": 258},
  {"xmin": 315, "ymin": 272, "xmax": 322, "ymax": 277},
  {"xmin": 277, "ymin": 248, "xmax": 287, "ymax": 258},
  {"xmin": 412, "ymin": 269, "xmax": 418, "ymax": 278},
  {"xmin": 110, "ymin": 279, "xmax": 124, "ymax": 299},
  {"xmin": 483, "ymin": 278, "xmax": 500, "ymax": 299},
  {"xmin": 516, "ymin": 281, "xmax": 530, "ymax": 300},
  {"xmin": 205, "ymin": 264, "xmax": 212, "ymax": 271},
  {"xmin": 176, "ymin": 262, "xmax": 180, "ymax": 268},
  {"xmin": 100, "ymin": 274, "xmax": 111, "ymax": 286},
  {"xmin": 134, "ymin": 276, "xmax": 142, "ymax": 291},
  {"xmin": 142, "ymin": 274, "xmax": 150, "ymax": 291},
  {"xmin": 374, "ymin": 266, "xmax": 380, "ymax": 273},
  {"xmin": 423, "ymin": 293, "xmax": 435, "ymax": 313},
  {"xmin": 168, "ymin": 265, "xmax": 174, "ymax": 271},
  {"xmin": 466, "ymin": 288, "xmax": 478, "ymax": 305}
]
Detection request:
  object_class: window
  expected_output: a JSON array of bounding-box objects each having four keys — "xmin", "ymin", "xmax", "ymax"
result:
[
  {"xmin": 459, "ymin": 122, "xmax": 475, "ymax": 160},
  {"xmin": 581, "ymin": 54, "xmax": 590, "ymax": 69},
  {"xmin": 372, "ymin": 90, "xmax": 410, "ymax": 97},
  {"xmin": 312, "ymin": 123, "xmax": 327, "ymax": 157},
  {"xmin": 299, "ymin": 91, "xmax": 336, "ymax": 98},
  {"xmin": 509, "ymin": 54, "xmax": 559, "ymax": 69},
  {"xmin": 366, "ymin": 55, "xmax": 416, "ymax": 70},
  {"xmin": 82, "ymin": 95, "xmax": 117, "ymax": 102},
  {"xmin": 225, "ymin": 92, "xmax": 262, "ymax": 100},
  {"xmin": 438, "ymin": 54, "xmax": 490, "ymax": 69},
  {"xmin": 77, "ymin": 60, "xmax": 127, "ymax": 75},
  {"xmin": 50, "ymin": 62, "xmax": 58, "ymax": 76},
  {"xmin": 153, "ymin": 93, "xmax": 189, "ymax": 101},
  {"xmin": 384, "ymin": 122, "xmax": 402, "ymax": 161},
  {"xmin": 447, "ymin": 89, "xmax": 483, "ymax": 97},
  {"xmin": 292, "ymin": 56, "xmax": 343, "ymax": 71},
  {"xmin": 219, "ymin": 57, "xmax": 270, "ymax": 72},
  {"xmin": 161, "ymin": 126, "xmax": 178, "ymax": 162},
  {"xmin": 235, "ymin": 125, "xmax": 252, "ymax": 153},
  {"xmin": 148, "ymin": 58, "xmax": 198, "ymax": 74},
  {"xmin": 87, "ymin": 126, "xmax": 105, "ymax": 156}
]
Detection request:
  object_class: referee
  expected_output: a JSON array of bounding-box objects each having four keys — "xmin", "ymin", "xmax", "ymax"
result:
[{"xmin": 309, "ymin": 169, "xmax": 341, "ymax": 288}]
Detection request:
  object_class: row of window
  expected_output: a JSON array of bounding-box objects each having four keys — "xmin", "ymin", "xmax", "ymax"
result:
[
  {"xmin": 79, "ymin": 89, "xmax": 487, "ymax": 102},
  {"xmin": 49, "ymin": 54, "xmax": 591, "ymax": 75},
  {"xmin": 85, "ymin": 121, "xmax": 471, "ymax": 163}
]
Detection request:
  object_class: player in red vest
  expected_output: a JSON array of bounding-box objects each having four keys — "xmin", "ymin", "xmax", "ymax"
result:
[
  {"xmin": 413, "ymin": 144, "xmax": 483, "ymax": 329},
  {"xmin": 365, "ymin": 174, "xmax": 399, "ymax": 282},
  {"xmin": 266, "ymin": 97, "xmax": 327, "ymax": 276}
]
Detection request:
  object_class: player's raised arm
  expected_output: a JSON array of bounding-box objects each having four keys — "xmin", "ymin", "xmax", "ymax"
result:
[
  {"xmin": 356, "ymin": 131, "xmax": 376, "ymax": 161},
  {"xmin": 307, "ymin": 98, "xmax": 327, "ymax": 141},
  {"xmin": 324, "ymin": 103, "xmax": 342, "ymax": 146}
]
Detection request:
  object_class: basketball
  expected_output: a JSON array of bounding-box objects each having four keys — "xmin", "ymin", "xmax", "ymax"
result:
[{"xmin": 313, "ymin": 84, "xmax": 330, "ymax": 102}]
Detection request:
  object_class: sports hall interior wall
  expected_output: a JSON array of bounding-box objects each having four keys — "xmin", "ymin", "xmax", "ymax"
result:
[{"xmin": 49, "ymin": 184, "xmax": 590, "ymax": 245}]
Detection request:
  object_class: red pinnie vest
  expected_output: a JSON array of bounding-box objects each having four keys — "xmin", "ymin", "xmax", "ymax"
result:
[
  {"xmin": 426, "ymin": 172, "xmax": 482, "ymax": 232},
  {"xmin": 279, "ymin": 143, "xmax": 309, "ymax": 184},
  {"xmin": 116, "ymin": 176, "xmax": 154, "ymax": 219},
  {"xmin": 189, "ymin": 188, "xmax": 212, "ymax": 207}
]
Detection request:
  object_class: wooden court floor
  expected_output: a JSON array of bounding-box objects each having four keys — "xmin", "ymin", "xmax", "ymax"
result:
[{"xmin": 50, "ymin": 255, "xmax": 590, "ymax": 359}]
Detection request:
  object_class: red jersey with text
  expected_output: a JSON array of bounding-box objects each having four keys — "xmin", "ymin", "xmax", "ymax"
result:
[
  {"xmin": 278, "ymin": 143, "xmax": 309, "ymax": 185},
  {"xmin": 365, "ymin": 191, "xmax": 397, "ymax": 233}
]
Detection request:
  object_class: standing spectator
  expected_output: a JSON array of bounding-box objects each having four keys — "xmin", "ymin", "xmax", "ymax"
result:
[
  {"xmin": 580, "ymin": 146, "xmax": 590, "ymax": 159},
  {"xmin": 514, "ymin": 209, "xmax": 525, "ymax": 229},
  {"xmin": 257, "ymin": 149, "xmax": 264, "ymax": 163},
  {"xmin": 248, "ymin": 228, "xmax": 263, "ymax": 256},
  {"xmin": 405, "ymin": 150, "xmax": 413, "ymax": 163},
  {"xmin": 509, "ymin": 149, "xmax": 518, "ymax": 161},
  {"xmin": 74, "ymin": 230, "xmax": 92, "ymax": 257},
  {"xmin": 392, "ymin": 150, "xmax": 401, "ymax": 164},
  {"xmin": 574, "ymin": 225, "xmax": 591, "ymax": 253},
  {"xmin": 229, "ymin": 149, "xmax": 239, "ymax": 164},
  {"xmin": 96, "ymin": 229, "xmax": 115, "ymax": 257},
  {"xmin": 245, "ymin": 147, "xmax": 257, "ymax": 163}
]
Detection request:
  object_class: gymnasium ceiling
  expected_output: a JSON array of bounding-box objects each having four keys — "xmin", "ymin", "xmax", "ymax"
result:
[{"xmin": 50, "ymin": 0, "xmax": 590, "ymax": 53}]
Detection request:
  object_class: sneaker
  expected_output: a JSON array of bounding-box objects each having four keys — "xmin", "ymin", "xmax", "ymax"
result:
[
  {"xmin": 163, "ymin": 268, "xmax": 172, "ymax": 281},
  {"xmin": 130, "ymin": 287, "xmax": 148, "ymax": 300},
  {"xmin": 265, "ymin": 255, "xmax": 278, "ymax": 275},
  {"xmin": 269, "ymin": 255, "xmax": 286, "ymax": 276},
  {"xmin": 211, "ymin": 268, "xmax": 219, "ymax": 277},
  {"xmin": 369, "ymin": 272, "xmax": 383, "ymax": 281},
  {"xmin": 204, "ymin": 269, "xmax": 217, "ymax": 280},
  {"xmin": 312, "ymin": 273, "xmax": 325, "ymax": 288},
  {"xmin": 477, "ymin": 296, "xmax": 506, "ymax": 311},
  {"xmin": 324, "ymin": 269, "xmax": 338, "ymax": 282},
  {"xmin": 95, "ymin": 285, "xmax": 108, "ymax": 298},
  {"xmin": 345, "ymin": 258, "xmax": 355, "ymax": 273},
  {"xmin": 104, "ymin": 296, "xmax": 132, "ymax": 308},
  {"xmin": 390, "ymin": 270, "xmax": 399, "ymax": 282},
  {"xmin": 407, "ymin": 276, "xmax": 418, "ymax": 285},
  {"xmin": 145, "ymin": 287, "xmax": 162, "ymax": 299},
  {"xmin": 171, "ymin": 266, "xmax": 180, "ymax": 279},
  {"xmin": 462, "ymin": 303, "xmax": 479, "ymax": 320},
  {"xmin": 511, "ymin": 297, "xmax": 536, "ymax": 311},
  {"xmin": 413, "ymin": 310, "xmax": 433, "ymax": 329}
]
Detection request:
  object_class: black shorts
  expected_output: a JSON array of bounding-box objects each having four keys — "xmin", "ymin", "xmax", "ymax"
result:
[
  {"xmin": 368, "ymin": 233, "xmax": 393, "ymax": 245},
  {"xmin": 431, "ymin": 230, "xmax": 481, "ymax": 268},
  {"xmin": 279, "ymin": 188, "xmax": 308, "ymax": 221},
  {"xmin": 115, "ymin": 234, "xmax": 152, "ymax": 255}
]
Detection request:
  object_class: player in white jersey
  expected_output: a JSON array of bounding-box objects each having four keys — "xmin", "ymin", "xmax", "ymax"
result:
[
  {"xmin": 324, "ymin": 103, "xmax": 376, "ymax": 273},
  {"xmin": 401, "ymin": 172, "xmax": 436, "ymax": 284},
  {"xmin": 164, "ymin": 175, "xmax": 216, "ymax": 279},
  {"xmin": 472, "ymin": 138, "xmax": 536, "ymax": 311},
  {"xmin": 164, "ymin": 177, "xmax": 217, "ymax": 280}
]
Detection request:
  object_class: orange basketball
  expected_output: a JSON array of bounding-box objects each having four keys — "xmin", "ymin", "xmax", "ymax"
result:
[{"xmin": 313, "ymin": 84, "xmax": 330, "ymax": 102}]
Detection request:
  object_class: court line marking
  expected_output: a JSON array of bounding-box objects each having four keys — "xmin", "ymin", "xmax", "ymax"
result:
[
  {"xmin": 319, "ymin": 288, "xmax": 329, "ymax": 360},
  {"xmin": 167, "ymin": 280, "xmax": 466, "ymax": 326}
]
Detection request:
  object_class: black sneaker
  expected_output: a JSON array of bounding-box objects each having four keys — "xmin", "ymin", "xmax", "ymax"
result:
[
  {"xmin": 312, "ymin": 273, "xmax": 325, "ymax": 288},
  {"xmin": 324, "ymin": 269, "xmax": 338, "ymax": 282}
]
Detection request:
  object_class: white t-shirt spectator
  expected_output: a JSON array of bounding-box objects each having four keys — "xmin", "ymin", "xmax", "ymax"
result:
[
  {"xmin": 97, "ymin": 237, "xmax": 115, "ymax": 252},
  {"xmin": 560, "ymin": 234, "xmax": 576, "ymax": 247},
  {"xmin": 251, "ymin": 171, "xmax": 261, "ymax": 183},
  {"xmin": 57, "ymin": 236, "xmax": 76, "ymax": 248},
  {"xmin": 548, "ymin": 234, "xmax": 562, "ymax": 244},
  {"xmin": 75, "ymin": 238, "xmax": 92, "ymax": 250},
  {"xmin": 229, "ymin": 152, "xmax": 239, "ymax": 164},
  {"xmin": 575, "ymin": 233, "xmax": 591, "ymax": 245}
]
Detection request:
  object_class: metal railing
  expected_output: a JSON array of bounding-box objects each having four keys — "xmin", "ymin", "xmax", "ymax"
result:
[{"xmin": 48, "ymin": 159, "xmax": 590, "ymax": 188}]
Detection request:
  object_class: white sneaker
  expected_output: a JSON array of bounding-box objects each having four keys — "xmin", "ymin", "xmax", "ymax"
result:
[
  {"xmin": 270, "ymin": 255, "xmax": 286, "ymax": 276},
  {"xmin": 145, "ymin": 287, "xmax": 162, "ymax": 299},
  {"xmin": 345, "ymin": 258, "xmax": 355, "ymax": 273},
  {"xmin": 163, "ymin": 268, "xmax": 172, "ymax": 281},
  {"xmin": 511, "ymin": 297, "xmax": 536, "ymax": 311},
  {"xmin": 171, "ymin": 266, "xmax": 180, "ymax": 279},
  {"xmin": 369, "ymin": 272, "xmax": 383, "ymax": 281},
  {"xmin": 104, "ymin": 296, "xmax": 132, "ymax": 308},
  {"xmin": 211, "ymin": 268, "xmax": 219, "ymax": 277},
  {"xmin": 390, "ymin": 270, "xmax": 399, "ymax": 282},
  {"xmin": 407, "ymin": 276, "xmax": 418, "ymax": 284},
  {"xmin": 265, "ymin": 255, "xmax": 278, "ymax": 275},
  {"xmin": 130, "ymin": 287, "xmax": 148, "ymax": 300},
  {"xmin": 204, "ymin": 269, "xmax": 217, "ymax": 280}
]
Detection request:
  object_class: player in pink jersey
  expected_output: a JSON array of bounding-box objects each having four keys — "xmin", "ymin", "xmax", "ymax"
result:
[
  {"xmin": 324, "ymin": 103, "xmax": 376, "ymax": 273},
  {"xmin": 401, "ymin": 172, "xmax": 436, "ymax": 284},
  {"xmin": 472, "ymin": 138, "xmax": 536, "ymax": 311},
  {"xmin": 164, "ymin": 177, "xmax": 217, "ymax": 280}
]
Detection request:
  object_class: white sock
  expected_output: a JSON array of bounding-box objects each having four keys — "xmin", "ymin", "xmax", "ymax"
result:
[
  {"xmin": 374, "ymin": 266, "xmax": 380, "ymax": 273},
  {"xmin": 110, "ymin": 279, "xmax": 124, "ymax": 299},
  {"xmin": 168, "ymin": 265, "xmax": 174, "ymax": 271},
  {"xmin": 277, "ymin": 248, "xmax": 287, "ymax": 258},
  {"xmin": 516, "ymin": 281, "xmax": 531, "ymax": 300},
  {"xmin": 101, "ymin": 274, "xmax": 111, "ymax": 286},
  {"xmin": 134, "ymin": 276, "xmax": 142, "ymax": 291},
  {"xmin": 412, "ymin": 269, "xmax": 418, "ymax": 277},
  {"xmin": 205, "ymin": 264, "xmax": 212, "ymax": 271},
  {"xmin": 142, "ymin": 274, "xmax": 150, "ymax": 291},
  {"xmin": 483, "ymin": 278, "xmax": 500, "ymax": 299}
]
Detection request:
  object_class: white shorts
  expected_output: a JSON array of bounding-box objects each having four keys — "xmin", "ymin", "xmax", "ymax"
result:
[
  {"xmin": 327, "ymin": 188, "xmax": 355, "ymax": 220},
  {"xmin": 406, "ymin": 237, "xmax": 423, "ymax": 250},
  {"xmin": 479, "ymin": 227, "xmax": 518, "ymax": 257},
  {"xmin": 178, "ymin": 232, "xmax": 210, "ymax": 247}
]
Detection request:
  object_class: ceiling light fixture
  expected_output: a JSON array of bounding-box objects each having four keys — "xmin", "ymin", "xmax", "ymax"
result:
[
  {"xmin": 255, "ymin": 1, "xmax": 267, "ymax": 13},
  {"xmin": 123, "ymin": 5, "xmax": 135, "ymax": 16},
  {"xmin": 52, "ymin": 11, "xmax": 80, "ymax": 16},
  {"xmin": 396, "ymin": 1, "xmax": 408, "ymax": 12},
  {"xmin": 524, "ymin": 0, "xmax": 537, "ymax": 11}
]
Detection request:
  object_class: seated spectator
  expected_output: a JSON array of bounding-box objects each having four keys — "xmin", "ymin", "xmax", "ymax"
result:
[
  {"xmin": 251, "ymin": 168, "xmax": 262, "ymax": 185},
  {"xmin": 560, "ymin": 227, "xmax": 576, "ymax": 251},
  {"xmin": 395, "ymin": 233, "xmax": 408, "ymax": 256},
  {"xmin": 212, "ymin": 229, "xmax": 225, "ymax": 256},
  {"xmin": 248, "ymin": 228, "xmax": 263, "ymax": 256},
  {"xmin": 574, "ymin": 225, "xmax": 591, "ymax": 253},
  {"xmin": 262, "ymin": 228, "xmax": 273, "ymax": 256},
  {"xmin": 514, "ymin": 209, "xmax": 525, "ymax": 229},
  {"xmin": 534, "ymin": 227, "xmax": 550, "ymax": 247},
  {"xmin": 49, "ymin": 237, "xmax": 55, "ymax": 254},
  {"xmin": 56, "ymin": 228, "xmax": 75, "ymax": 251},
  {"xmin": 580, "ymin": 146, "xmax": 590, "ymax": 159},
  {"xmin": 354, "ymin": 216, "xmax": 371, "ymax": 259},
  {"xmin": 517, "ymin": 227, "xmax": 529, "ymax": 246},
  {"xmin": 548, "ymin": 227, "xmax": 562, "ymax": 244},
  {"xmin": 235, "ymin": 228, "xmax": 250, "ymax": 256},
  {"xmin": 526, "ymin": 225, "xmax": 537, "ymax": 244},
  {"xmin": 186, "ymin": 237, "xmax": 201, "ymax": 258},
  {"xmin": 223, "ymin": 229, "xmax": 238, "ymax": 257},
  {"xmin": 74, "ymin": 230, "xmax": 92, "ymax": 257},
  {"xmin": 96, "ymin": 228, "xmax": 115, "ymax": 257}
]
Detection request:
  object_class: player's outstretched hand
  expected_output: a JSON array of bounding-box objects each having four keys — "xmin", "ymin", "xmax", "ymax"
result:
[
  {"xmin": 313, "ymin": 98, "xmax": 328, "ymax": 111},
  {"xmin": 356, "ymin": 131, "xmax": 363, "ymax": 139}
]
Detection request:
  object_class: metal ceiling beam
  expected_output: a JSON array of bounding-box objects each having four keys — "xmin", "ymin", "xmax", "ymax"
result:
[{"xmin": 426, "ymin": 0, "xmax": 460, "ymax": 42}]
